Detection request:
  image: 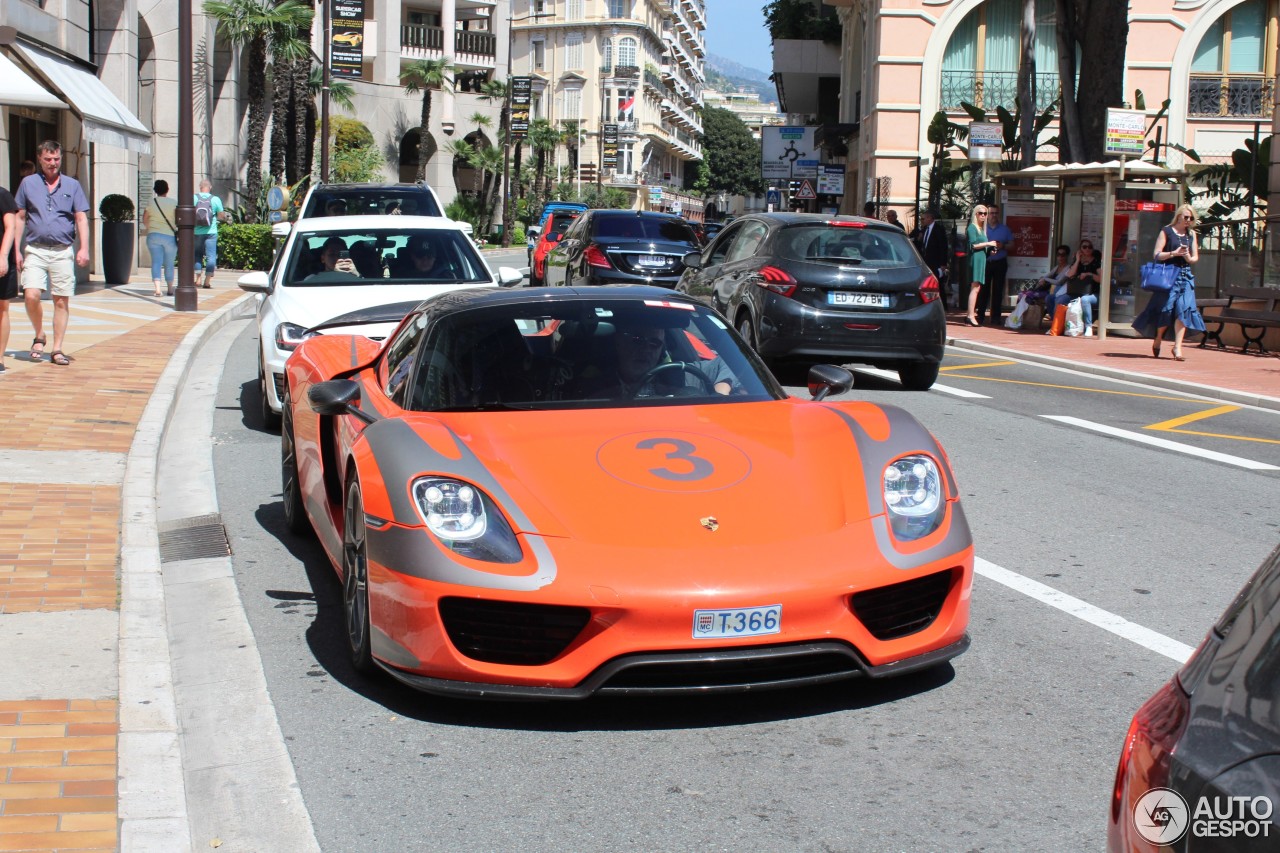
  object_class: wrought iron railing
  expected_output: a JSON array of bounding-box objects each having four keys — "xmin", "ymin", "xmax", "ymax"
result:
[
  {"xmin": 1188, "ymin": 74, "xmax": 1274, "ymax": 118},
  {"xmin": 644, "ymin": 68, "xmax": 664, "ymax": 91},
  {"xmin": 939, "ymin": 70, "xmax": 1061, "ymax": 113}
]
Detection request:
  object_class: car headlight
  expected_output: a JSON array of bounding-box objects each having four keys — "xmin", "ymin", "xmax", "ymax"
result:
[
  {"xmin": 882, "ymin": 454, "xmax": 945, "ymax": 541},
  {"xmin": 411, "ymin": 477, "xmax": 522, "ymax": 563},
  {"xmin": 275, "ymin": 322, "xmax": 317, "ymax": 352}
]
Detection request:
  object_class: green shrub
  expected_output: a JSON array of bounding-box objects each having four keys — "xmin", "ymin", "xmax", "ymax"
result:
[
  {"xmin": 511, "ymin": 225, "xmax": 526, "ymax": 245},
  {"xmin": 99, "ymin": 194, "xmax": 135, "ymax": 222},
  {"xmin": 216, "ymin": 223, "xmax": 274, "ymax": 271},
  {"xmin": 332, "ymin": 116, "xmax": 375, "ymax": 151}
]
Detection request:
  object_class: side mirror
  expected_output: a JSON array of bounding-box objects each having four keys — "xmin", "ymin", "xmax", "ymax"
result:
[
  {"xmin": 309, "ymin": 378, "xmax": 363, "ymax": 414},
  {"xmin": 271, "ymin": 222, "xmax": 292, "ymax": 239},
  {"xmin": 237, "ymin": 270, "xmax": 271, "ymax": 293},
  {"xmin": 807, "ymin": 364, "xmax": 854, "ymax": 401},
  {"xmin": 496, "ymin": 266, "xmax": 524, "ymax": 287},
  {"xmin": 549, "ymin": 232, "xmax": 564, "ymax": 243},
  {"xmin": 682, "ymin": 251, "xmax": 704, "ymax": 270}
]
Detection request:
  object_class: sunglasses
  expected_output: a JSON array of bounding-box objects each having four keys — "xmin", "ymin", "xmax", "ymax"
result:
[
  {"xmin": 1080, "ymin": 244, "xmax": 1093, "ymax": 250},
  {"xmin": 1180, "ymin": 214, "xmax": 1195, "ymax": 220},
  {"xmin": 620, "ymin": 332, "xmax": 663, "ymax": 349},
  {"xmin": 976, "ymin": 211, "xmax": 987, "ymax": 216}
]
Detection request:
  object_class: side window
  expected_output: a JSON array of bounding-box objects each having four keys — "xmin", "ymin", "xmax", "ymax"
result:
[
  {"xmin": 564, "ymin": 214, "xmax": 589, "ymax": 240},
  {"xmin": 724, "ymin": 222, "xmax": 769, "ymax": 264},
  {"xmin": 705, "ymin": 222, "xmax": 746, "ymax": 266},
  {"xmin": 383, "ymin": 313, "xmax": 427, "ymax": 406}
]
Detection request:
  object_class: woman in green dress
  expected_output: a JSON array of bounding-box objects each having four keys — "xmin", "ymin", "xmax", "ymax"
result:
[{"xmin": 965, "ymin": 205, "xmax": 998, "ymax": 326}]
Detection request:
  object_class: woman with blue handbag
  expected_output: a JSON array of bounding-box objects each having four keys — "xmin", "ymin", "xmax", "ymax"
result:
[{"xmin": 1132, "ymin": 204, "xmax": 1205, "ymax": 360}]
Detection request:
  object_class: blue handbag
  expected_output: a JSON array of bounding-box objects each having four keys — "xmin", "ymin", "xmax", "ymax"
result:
[{"xmin": 1139, "ymin": 262, "xmax": 1177, "ymax": 292}]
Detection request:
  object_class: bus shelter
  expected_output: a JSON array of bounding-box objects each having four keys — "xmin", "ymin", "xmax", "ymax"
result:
[{"xmin": 994, "ymin": 161, "xmax": 1186, "ymax": 340}]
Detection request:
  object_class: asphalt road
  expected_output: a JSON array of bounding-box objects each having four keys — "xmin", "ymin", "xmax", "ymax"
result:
[{"xmin": 204, "ymin": 319, "xmax": 1280, "ymax": 852}]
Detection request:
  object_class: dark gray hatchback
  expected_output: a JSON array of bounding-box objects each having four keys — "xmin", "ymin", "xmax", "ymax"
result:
[{"xmin": 677, "ymin": 213, "xmax": 945, "ymax": 389}]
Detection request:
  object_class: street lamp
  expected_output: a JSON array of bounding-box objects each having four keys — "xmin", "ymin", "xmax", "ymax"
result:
[{"xmin": 501, "ymin": 8, "xmax": 551, "ymax": 247}]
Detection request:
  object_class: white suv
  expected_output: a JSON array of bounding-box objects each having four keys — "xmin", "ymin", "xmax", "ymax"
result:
[{"xmin": 272, "ymin": 181, "xmax": 475, "ymax": 242}]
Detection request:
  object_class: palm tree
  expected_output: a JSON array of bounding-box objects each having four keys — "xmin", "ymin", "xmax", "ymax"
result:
[
  {"xmin": 400, "ymin": 59, "xmax": 454, "ymax": 181},
  {"xmin": 478, "ymin": 78, "xmax": 517, "ymax": 245},
  {"xmin": 205, "ymin": 0, "xmax": 313, "ymax": 223},
  {"xmin": 527, "ymin": 118, "xmax": 563, "ymax": 202},
  {"xmin": 1015, "ymin": 0, "xmax": 1037, "ymax": 168}
]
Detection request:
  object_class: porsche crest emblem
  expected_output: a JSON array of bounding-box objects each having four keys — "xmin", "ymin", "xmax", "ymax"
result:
[{"xmin": 700, "ymin": 516, "xmax": 719, "ymax": 532}]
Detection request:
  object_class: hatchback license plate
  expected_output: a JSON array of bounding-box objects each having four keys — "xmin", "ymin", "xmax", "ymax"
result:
[
  {"xmin": 829, "ymin": 291, "xmax": 890, "ymax": 307},
  {"xmin": 638, "ymin": 254, "xmax": 667, "ymax": 267},
  {"xmin": 693, "ymin": 605, "xmax": 782, "ymax": 639}
]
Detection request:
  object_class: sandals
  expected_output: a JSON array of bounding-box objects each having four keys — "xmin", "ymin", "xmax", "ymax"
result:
[
  {"xmin": 30, "ymin": 336, "xmax": 46, "ymax": 361},
  {"xmin": 49, "ymin": 351, "xmax": 71, "ymax": 366},
  {"xmin": 1151, "ymin": 341, "xmax": 1161, "ymax": 359},
  {"xmin": 1172, "ymin": 347, "xmax": 1185, "ymax": 362}
]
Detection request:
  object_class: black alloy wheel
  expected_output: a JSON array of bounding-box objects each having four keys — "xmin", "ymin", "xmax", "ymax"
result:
[
  {"xmin": 342, "ymin": 475, "xmax": 376, "ymax": 675},
  {"xmin": 280, "ymin": 391, "xmax": 311, "ymax": 536}
]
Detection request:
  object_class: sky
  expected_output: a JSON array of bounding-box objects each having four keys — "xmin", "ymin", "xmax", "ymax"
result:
[{"xmin": 702, "ymin": 0, "xmax": 773, "ymax": 75}]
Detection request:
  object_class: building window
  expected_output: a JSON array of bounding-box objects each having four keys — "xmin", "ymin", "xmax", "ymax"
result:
[
  {"xmin": 940, "ymin": 0, "xmax": 1062, "ymax": 113},
  {"xmin": 607, "ymin": 0, "xmax": 629, "ymax": 18},
  {"xmin": 531, "ymin": 93, "xmax": 543, "ymax": 120},
  {"xmin": 602, "ymin": 38, "xmax": 613, "ymax": 70},
  {"xmin": 563, "ymin": 88, "xmax": 582, "ymax": 120},
  {"xmin": 534, "ymin": 0, "xmax": 548, "ymax": 14},
  {"xmin": 1190, "ymin": 0, "xmax": 1278, "ymax": 117},
  {"xmin": 566, "ymin": 0, "xmax": 582, "ymax": 22},
  {"xmin": 532, "ymin": 39, "xmax": 546, "ymax": 70},
  {"xmin": 618, "ymin": 142, "xmax": 634, "ymax": 174},
  {"xmin": 618, "ymin": 36, "xmax": 637, "ymax": 68},
  {"xmin": 566, "ymin": 33, "xmax": 583, "ymax": 70}
]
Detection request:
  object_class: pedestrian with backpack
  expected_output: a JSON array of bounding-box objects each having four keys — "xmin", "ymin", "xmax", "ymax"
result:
[{"xmin": 193, "ymin": 179, "xmax": 224, "ymax": 288}]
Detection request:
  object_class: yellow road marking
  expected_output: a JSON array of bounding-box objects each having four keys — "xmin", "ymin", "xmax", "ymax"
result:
[
  {"xmin": 940, "ymin": 360, "xmax": 1016, "ymax": 371},
  {"xmin": 1145, "ymin": 405, "xmax": 1240, "ymax": 431},
  {"xmin": 939, "ymin": 373, "xmax": 1195, "ymax": 402}
]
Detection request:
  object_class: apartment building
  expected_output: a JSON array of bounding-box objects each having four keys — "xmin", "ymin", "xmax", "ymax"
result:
[
  {"xmin": 511, "ymin": 0, "xmax": 705, "ymax": 214},
  {"xmin": 703, "ymin": 88, "xmax": 784, "ymax": 139},
  {"xmin": 782, "ymin": 0, "xmax": 1280, "ymax": 222}
]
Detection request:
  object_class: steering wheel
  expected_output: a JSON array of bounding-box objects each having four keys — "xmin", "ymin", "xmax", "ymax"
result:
[{"xmin": 630, "ymin": 361, "xmax": 715, "ymax": 398}]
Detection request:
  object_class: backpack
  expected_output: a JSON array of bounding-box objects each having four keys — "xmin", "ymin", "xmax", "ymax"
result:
[{"xmin": 195, "ymin": 194, "xmax": 214, "ymax": 228}]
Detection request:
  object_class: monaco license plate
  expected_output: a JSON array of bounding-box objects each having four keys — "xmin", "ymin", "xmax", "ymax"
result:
[
  {"xmin": 638, "ymin": 254, "xmax": 667, "ymax": 267},
  {"xmin": 693, "ymin": 605, "xmax": 782, "ymax": 639},
  {"xmin": 828, "ymin": 291, "xmax": 890, "ymax": 307}
]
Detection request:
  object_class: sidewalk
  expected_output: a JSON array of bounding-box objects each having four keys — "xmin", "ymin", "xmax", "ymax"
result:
[{"xmin": 0, "ymin": 278, "xmax": 1275, "ymax": 852}]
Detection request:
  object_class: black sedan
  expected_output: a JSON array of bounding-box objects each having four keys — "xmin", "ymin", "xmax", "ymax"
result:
[
  {"xmin": 542, "ymin": 210, "xmax": 699, "ymax": 288},
  {"xmin": 677, "ymin": 213, "xmax": 946, "ymax": 390},
  {"xmin": 1108, "ymin": 540, "xmax": 1280, "ymax": 852}
]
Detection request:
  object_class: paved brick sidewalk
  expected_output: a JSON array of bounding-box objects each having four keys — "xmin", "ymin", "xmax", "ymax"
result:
[{"xmin": 0, "ymin": 286, "xmax": 241, "ymax": 852}]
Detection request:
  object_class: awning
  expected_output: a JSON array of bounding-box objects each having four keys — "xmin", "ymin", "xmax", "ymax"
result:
[
  {"xmin": 12, "ymin": 43, "xmax": 151, "ymax": 153},
  {"xmin": 0, "ymin": 51, "xmax": 66, "ymax": 110}
]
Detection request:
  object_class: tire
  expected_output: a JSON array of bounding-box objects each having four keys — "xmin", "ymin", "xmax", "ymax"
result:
[
  {"xmin": 280, "ymin": 392, "xmax": 311, "ymax": 537},
  {"xmin": 259, "ymin": 351, "xmax": 281, "ymax": 431},
  {"xmin": 898, "ymin": 361, "xmax": 940, "ymax": 391},
  {"xmin": 342, "ymin": 475, "xmax": 377, "ymax": 676},
  {"xmin": 736, "ymin": 313, "xmax": 756, "ymax": 351}
]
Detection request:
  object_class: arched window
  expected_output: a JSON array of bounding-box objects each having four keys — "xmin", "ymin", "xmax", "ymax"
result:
[
  {"xmin": 619, "ymin": 36, "xmax": 638, "ymax": 68},
  {"xmin": 940, "ymin": 0, "xmax": 1062, "ymax": 113},
  {"xmin": 1190, "ymin": 0, "xmax": 1278, "ymax": 117}
]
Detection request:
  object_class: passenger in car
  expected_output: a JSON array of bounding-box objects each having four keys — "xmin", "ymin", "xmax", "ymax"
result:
[{"xmin": 304, "ymin": 236, "xmax": 358, "ymax": 280}]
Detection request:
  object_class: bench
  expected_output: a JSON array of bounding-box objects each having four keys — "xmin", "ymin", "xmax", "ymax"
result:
[{"xmin": 1199, "ymin": 286, "xmax": 1280, "ymax": 354}]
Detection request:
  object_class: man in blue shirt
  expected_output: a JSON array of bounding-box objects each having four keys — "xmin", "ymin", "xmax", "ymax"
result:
[
  {"xmin": 980, "ymin": 204, "xmax": 1013, "ymax": 326},
  {"xmin": 14, "ymin": 140, "xmax": 90, "ymax": 366}
]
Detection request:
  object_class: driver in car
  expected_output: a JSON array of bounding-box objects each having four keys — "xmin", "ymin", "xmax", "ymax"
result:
[{"xmin": 573, "ymin": 320, "xmax": 732, "ymax": 398}]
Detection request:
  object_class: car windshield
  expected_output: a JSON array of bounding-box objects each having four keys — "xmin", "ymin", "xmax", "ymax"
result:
[
  {"xmin": 775, "ymin": 224, "xmax": 917, "ymax": 267},
  {"xmin": 406, "ymin": 298, "xmax": 782, "ymax": 412},
  {"xmin": 305, "ymin": 190, "xmax": 443, "ymax": 218},
  {"xmin": 284, "ymin": 229, "xmax": 489, "ymax": 286},
  {"xmin": 593, "ymin": 216, "xmax": 697, "ymax": 243}
]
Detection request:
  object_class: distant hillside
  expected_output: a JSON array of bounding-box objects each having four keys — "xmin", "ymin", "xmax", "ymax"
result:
[{"xmin": 706, "ymin": 54, "xmax": 778, "ymax": 106}]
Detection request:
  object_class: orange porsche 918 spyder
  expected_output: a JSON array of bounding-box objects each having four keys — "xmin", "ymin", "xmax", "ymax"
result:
[{"xmin": 282, "ymin": 285, "xmax": 973, "ymax": 698}]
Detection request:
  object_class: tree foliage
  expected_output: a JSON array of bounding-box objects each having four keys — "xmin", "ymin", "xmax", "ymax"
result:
[
  {"xmin": 1054, "ymin": 0, "xmax": 1129, "ymax": 163},
  {"xmin": 700, "ymin": 107, "xmax": 763, "ymax": 197},
  {"xmin": 400, "ymin": 59, "xmax": 455, "ymax": 181},
  {"xmin": 763, "ymin": 0, "xmax": 841, "ymax": 42}
]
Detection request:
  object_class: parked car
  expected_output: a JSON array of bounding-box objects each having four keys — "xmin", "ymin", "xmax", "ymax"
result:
[
  {"xmin": 528, "ymin": 210, "xmax": 581, "ymax": 286},
  {"xmin": 534, "ymin": 200, "xmax": 588, "ymax": 231},
  {"xmin": 543, "ymin": 210, "xmax": 700, "ymax": 288},
  {"xmin": 238, "ymin": 215, "xmax": 522, "ymax": 427},
  {"xmin": 272, "ymin": 181, "xmax": 474, "ymax": 244},
  {"xmin": 1108, "ymin": 540, "xmax": 1280, "ymax": 853},
  {"xmin": 281, "ymin": 285, "xmax": 973, "ymax": 697},
  {"xmin": 677, "ymin": 213, "xmax": 945, "ymax": 390},
  {"xmin": 702, "ymin": 221, "xmax": 725, "ymax": 243}
]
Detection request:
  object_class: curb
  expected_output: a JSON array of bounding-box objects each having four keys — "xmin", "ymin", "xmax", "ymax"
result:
[
  {"xmin": 946, "ymin": 335, "xmax": 1280, "ymax": 414},
  {"xmin": 117, "ymin": 294, "xmax": 255, "ymax": 852}
]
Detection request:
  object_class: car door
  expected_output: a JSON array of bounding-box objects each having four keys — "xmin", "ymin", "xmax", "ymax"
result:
[
  {"xmin": 678, "ymin": 220, "xmax": 750, "ymax": 310},
  {"xmin": 712, "ymin": 220, "xmax": 772, "ymax": 321}
]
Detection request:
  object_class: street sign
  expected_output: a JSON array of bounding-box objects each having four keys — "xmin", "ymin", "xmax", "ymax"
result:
[
  {"xmin": 268, "ymin": 210, "xmax": 284, "ymax": 223},
  {"xmin": 1105, "ymin": 108, "xmax": 1146, "ymax": 157},
  {"xmin": 761, "ymin": 126, "xmax": 818, "ymax": 180},
  {"xmin": 817, "ymin": 166, "xmax": 844, "ymax": 196},
  {"xmin": 766, "ymin": 189, "xmax": 781, "ymax": 207},
  {"xmin": 795, "ymin": 179, "xmax": 817, "ymax": 201},
  {"xmin": 266, "ymin": 185, "xmax": 290, "ymax": 211},
  {"xmin": 968, "ymin": 121, "xmax": 1003, "ymax": 161}
]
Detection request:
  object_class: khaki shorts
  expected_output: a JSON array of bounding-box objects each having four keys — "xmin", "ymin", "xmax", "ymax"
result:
[{"xmin": 22, "ymin": 244, "xmax": 76, "ymax": 298}]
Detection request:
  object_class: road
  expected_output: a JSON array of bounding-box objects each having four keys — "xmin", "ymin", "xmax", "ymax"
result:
[{"xmin": 193, "ymin": 313, "xmax": 1280, "ymax": 852}]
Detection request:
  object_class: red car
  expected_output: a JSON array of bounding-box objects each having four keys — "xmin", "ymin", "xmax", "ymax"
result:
[{"xmin": 529, "ymin": 211, "xmax": 580, "ymax": 286}]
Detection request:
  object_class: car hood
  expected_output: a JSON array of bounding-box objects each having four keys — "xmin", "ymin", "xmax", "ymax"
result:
[
  {"xmin": 272, "ymin": 282, "xmax": 491, "ymax": 334},
  {"xmin": 387, "ymin": 400, "xmax": 912, "ymax": 549}
]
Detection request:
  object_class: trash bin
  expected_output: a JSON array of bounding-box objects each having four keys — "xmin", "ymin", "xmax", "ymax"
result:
[{"xmin": 1109, "ymin": 281, "xmax": 1136, "ymax": 325}]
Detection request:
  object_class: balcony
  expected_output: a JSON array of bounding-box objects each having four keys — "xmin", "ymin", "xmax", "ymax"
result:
[
  {"xmin": 771, "ymin": 38, "xmax": 840, "ymax": 115},
  {"xmin": 644, "ymin": 67, "xmax": 664, "ymax": 92},
  {"xmin": 401, "ymin": 25, "xmax": 497, "ymax": 68},
  {"xmin": 939, "ymin": 69, "xmax": 1061, "ymax": 114},
  {"xmin": 684, "ymin": 0, "xmax": 706, "ymax": 29},
  {"xmin": 600, "ymin": 64, "xmax": 640, "ymax": 79},
  {"xmin": 1189, "ymin": 74, "xmax": 1275, "ymax": 118}
]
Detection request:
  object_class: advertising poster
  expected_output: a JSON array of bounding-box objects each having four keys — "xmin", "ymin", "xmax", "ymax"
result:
[
  {"xmin": 761, "ymin": 126, "xmax": 818, "ymax": 180},
  {"xmin": 1003, "ymin": 200, "xmax": 1054, "ymax": 279},
  {"xmin": 602, "ymin": 123, "xmax": 618, "ymax": 168},
  {"xmin": 331, "ymin": 0, "xmax": 365, "ymax": 78},
  {"xmin": 511, "ymin": 77, "xmax": 532, "ymax": 136},
  {"xmin": 817, "ymin": 165, "xmax": 845, "ymax": 196}
]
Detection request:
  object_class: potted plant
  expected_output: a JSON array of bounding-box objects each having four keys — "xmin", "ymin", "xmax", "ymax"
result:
[{"xmin": 99, "ymin": 193, "xmax": 135, "ymax": 285}]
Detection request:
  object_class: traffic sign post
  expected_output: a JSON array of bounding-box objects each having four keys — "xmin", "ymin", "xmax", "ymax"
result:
[{"xmin": 795, "ymin": 179, "xmax": 817, "ymax": 201}]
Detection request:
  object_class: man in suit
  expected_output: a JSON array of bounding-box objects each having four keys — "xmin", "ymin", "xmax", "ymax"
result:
[{"xmin": 915, "ymin": 208, "xmax": 951, "ymax": 304}]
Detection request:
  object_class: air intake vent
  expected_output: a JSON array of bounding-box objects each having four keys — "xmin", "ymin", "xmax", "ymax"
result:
[
  {"xmin": 439, "ymin": 598, "xmax": 591, "ymax": 665},
  {"xmin": 850, "ymin": 569, "xmax": 955, "ymax": 640}
]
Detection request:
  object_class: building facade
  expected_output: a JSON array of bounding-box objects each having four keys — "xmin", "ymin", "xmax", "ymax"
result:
[
  {"xmin": 702, "ymin": 88, "xmax": 783, "ymax": 139},
  {"xmin": 792, "ymin": 0, "xmax": 1280, "ymax": 225}
]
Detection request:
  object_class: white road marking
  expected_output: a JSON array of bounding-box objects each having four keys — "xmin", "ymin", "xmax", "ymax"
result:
[
  {"xmin": 853, "ymin": 366, "xmax": 990, "ymax": 398},
  {"xmin": 975, "ymin": 557, "xmax": 1196, "ymax": 663},
  {"xmin": 1044, "ymin": 415, "xmax": 1279, "ymax": 471}
]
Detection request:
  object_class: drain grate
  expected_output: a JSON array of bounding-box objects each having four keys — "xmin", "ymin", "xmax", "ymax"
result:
[{"xmin": 158, "ymin": 513, "xmax": 232, "ymax": 563}]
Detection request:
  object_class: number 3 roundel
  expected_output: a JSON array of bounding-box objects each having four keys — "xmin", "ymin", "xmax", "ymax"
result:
[{"xmin": 596, "ymin": 432, "xmax": 752, "ymax": 493}]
